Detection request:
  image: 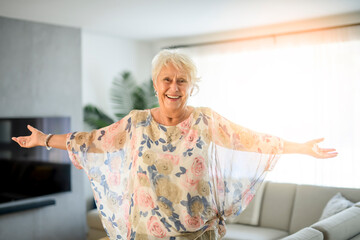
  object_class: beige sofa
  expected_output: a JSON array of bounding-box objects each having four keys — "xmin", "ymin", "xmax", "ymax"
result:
[
  {"xmin": 87, "ymin": 182, "xmax": 360, "ymax": 240},
  {"xmin": 224, "ymin": 182, "xmax": 360, "ymax": 240}
]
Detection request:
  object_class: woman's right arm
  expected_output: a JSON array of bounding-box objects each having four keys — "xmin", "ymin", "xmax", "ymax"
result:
[{"xmin": 12, "ymin": 125, "xmax": 67, "ymax": 150}]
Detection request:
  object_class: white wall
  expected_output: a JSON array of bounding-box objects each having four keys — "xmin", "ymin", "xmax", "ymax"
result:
[{"xmin": 82, "ymin": 31, "xmax": 154, "ymax": 121}]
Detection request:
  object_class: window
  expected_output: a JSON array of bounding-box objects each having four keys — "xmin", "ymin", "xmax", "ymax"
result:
[{"xmin": 179, "ymin": 25, "xmax": 360, "ymax": 188}]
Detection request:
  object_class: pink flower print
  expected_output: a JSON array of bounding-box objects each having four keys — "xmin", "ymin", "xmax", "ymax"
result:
[
  {"xmin": 180, "ymin": 118, "xmax": 191, "ymax": 135},
  {"xmin": 108, "ymin": 119, "xmax": 122, "ymax": 133},
  {"xmin": 147, "ymin": 216, "xmax": 167, "ymax": 238},
  {"xmin": 163, "ymin": 154, "xmax": 180, "ymax": 165},
  {"xmin": 135, "ymin": 188, "xmax": 155, "ymax": 210},
  {"xmin": 70, "ymin": 152, "xmax": 82, "ymax": 169},
  {"xmin": 183, "ymin": 214, "xmax": 204, "ymax": 230},
  {"xmin": 107, "ymin": 171, "xmax": 121, "ymax": 186},
  {"xmin": 185, "ymin": 129, "xmax": 198, "ymax": 149},
  {"xmin": 231, "ymin": 132, "xmax": 243, "ymax": 150},
  {"xmin": 102, "ymin": 133, "xmax": 114, "ymax": 150},
  {"xmin": 123, "ymin": 201, "xmax": 130, "ymax": 221},
  {"xmin": 181, "ymin": 171, "xmax": 200, "ymax": 190},
  {"xmin": 132, "ymin": 149, "xmax": 139, "ymax": 167},
  {"xmin": 216, "ymin": 178, "xmax": 225, "ymax": 195},
  {"xmin": 243, "ymin": 192, "xmax": 254, "ymax": 207},
  {"xmin": 130, "ymin": 130, "xmax": 138, "ymax": 150},
  {"xmin": 191, "ymin": 156, "xmax": 205, "ymax": 177},
  {"xmin": 126, "ymin": 221, "xmax": 131, "ymax": 239},
  {"xmin": 109, "ymin": 157, "xmax": 121, "ymax": 172},
  {"xmin": 262, "ymin": 134, "xmax": 273, "ymax": 142},
  {"xmin": 186, "ymin": 173, "xmax": 200, "ymax": 186}
]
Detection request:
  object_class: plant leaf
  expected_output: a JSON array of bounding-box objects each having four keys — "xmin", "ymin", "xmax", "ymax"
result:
[{"xmin": 83, "ymin": 104, "xmax": 115, "ymax": 129}]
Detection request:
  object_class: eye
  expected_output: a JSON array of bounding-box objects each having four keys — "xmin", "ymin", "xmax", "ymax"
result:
[
  {"xmin": 178, "ymin": 78, "xmax": 187, "ymax": 83},
  {"xmin": 163, "ymin": 77, "xmax": 170, "ymax": 82}
]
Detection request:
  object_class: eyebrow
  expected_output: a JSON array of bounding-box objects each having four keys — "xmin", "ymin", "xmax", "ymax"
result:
[{"xmin": 160, "ymin": 74, "xmax": 187, "ymax": 79}]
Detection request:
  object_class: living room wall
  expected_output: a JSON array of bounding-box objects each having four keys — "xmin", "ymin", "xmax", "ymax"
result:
[
  {"xmin": 0, "ymin": 16, "xmax": 85, "ymax": 240},
  {"xmin": 81, "ymin": 31, "xmax": 154, "ymax": 121}
]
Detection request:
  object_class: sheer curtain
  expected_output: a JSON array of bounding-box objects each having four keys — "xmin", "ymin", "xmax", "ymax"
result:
[{"xmin": 178, "ymin": 25, "xmax": 360, "ymax": 188}]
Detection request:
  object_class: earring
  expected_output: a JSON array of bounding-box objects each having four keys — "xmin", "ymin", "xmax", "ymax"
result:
[{"xmin": 154, "ymin": 90, "xmax": 158, "ymax": 97}]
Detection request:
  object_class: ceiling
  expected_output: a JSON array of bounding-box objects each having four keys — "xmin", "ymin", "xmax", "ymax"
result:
[{"xmin": 0, "ymin": 0, "xmax": 360, "ymax": 40}]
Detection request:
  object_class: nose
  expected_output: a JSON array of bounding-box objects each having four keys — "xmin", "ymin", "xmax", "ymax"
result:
[{"xmin": 170, "ymin": 78, "xmax": 179, "ymax": 91}]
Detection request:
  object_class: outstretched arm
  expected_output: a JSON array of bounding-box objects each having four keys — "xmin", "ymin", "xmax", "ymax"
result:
[
  {"xmin": 283, "ymin": 138, "xmax": 338, "ymax": 159},
  {"xmin": 209, "ymin": 109, "xmax": 338, "ymax": 159},
  {"xmin": 11, "ymin": 125, "xmax": 67, "ymax": 150}
]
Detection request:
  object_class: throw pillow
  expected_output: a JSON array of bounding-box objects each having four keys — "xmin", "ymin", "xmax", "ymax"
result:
[{"xmin": 319, "ymin": 192, "xmax": 354, "ymax": 220}]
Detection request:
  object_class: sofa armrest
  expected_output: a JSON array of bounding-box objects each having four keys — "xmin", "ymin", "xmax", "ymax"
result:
[
  {"xmin": 87, "ymin": 209, "xmax": 104, "ymax": 231},
  {"xmin": 311, "ymin": 206, "xmax": 360, "ymax": 240},
  {"xmin": 281, "ymin": 227, "xmax": 323, "ymax": 240}
]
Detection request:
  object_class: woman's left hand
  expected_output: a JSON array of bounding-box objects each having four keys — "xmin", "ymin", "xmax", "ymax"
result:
[{"xmin": 303, "ymin": 138, "xmax": 338, "ymax": 159}]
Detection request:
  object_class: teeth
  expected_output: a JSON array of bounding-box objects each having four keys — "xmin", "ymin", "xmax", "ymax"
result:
[{"xmin": 167, "ymin": 95, "xmax": 180, "ymax": 99}]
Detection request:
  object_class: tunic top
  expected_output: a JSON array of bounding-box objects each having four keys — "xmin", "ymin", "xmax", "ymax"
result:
[{"xmin": 66, "ymin": 107, "xmax": 283, "ymax": 240}]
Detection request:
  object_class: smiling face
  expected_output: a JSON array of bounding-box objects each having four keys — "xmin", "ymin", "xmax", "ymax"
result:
[{"xmin": 154, "ymin": 64, "xmax": 192, "ymax": 116}]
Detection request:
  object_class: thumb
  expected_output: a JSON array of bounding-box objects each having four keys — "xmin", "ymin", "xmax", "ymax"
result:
[{"xmin": 27, "ymin": 125, "xmax": 36, "ymax": 133}]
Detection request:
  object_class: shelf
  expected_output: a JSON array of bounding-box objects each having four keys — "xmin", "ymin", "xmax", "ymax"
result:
[{"xmin": 0, "ymin": 199, "xmax": 56, "ymax": 215}]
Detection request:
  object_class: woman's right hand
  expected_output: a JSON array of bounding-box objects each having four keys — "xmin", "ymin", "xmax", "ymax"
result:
[{"xmin": 12, "ymin": 125, "xmax": 47, "ymax": 148}]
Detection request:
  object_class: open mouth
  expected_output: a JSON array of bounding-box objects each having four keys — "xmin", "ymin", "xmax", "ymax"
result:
[{"xmin": 166, "ymin": 95, "xmax": 181, "ymax": 99}]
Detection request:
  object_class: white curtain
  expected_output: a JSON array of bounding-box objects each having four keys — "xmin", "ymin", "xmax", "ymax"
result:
[{"xmin": 178, "ymin": 25, "xmax": 360, "ymax": 188}]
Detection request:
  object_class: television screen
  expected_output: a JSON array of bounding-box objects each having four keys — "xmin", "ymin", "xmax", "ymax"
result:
[{"xmin": 0, "ymin": 117, "xmax": 71, "ymax": 204}]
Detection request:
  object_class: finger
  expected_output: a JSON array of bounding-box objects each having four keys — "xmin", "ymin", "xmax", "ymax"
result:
[
  {"xmin": 12, "ymin": 137, "xmax": 27, "ymax": 147},
  {"xmin": 27, "ymin": 125, "xmax": 36, "ymax": 133},
  {"xmin": 325, "ymin": 153, "xmax": 338, "ymax": 158},
  {"xmin": 319, "ymin": 148, "xmax": 337, "ymax": 153},
  {"xmin": 318, "ymin": 152, "xmax": 338, "ymax": 159},
  {"xmin": 313, "ymin": 138, "xmax": 325, "ymax": 143}
]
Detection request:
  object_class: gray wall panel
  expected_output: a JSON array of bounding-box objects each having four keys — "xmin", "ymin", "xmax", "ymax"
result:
[{"xmin": 0, "ymin": 16, "xmax": 86, "ymax": 240}]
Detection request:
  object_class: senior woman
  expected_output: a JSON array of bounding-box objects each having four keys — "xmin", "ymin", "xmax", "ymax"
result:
[{"xmin": 12, "ymin": 50, "xmax": 337, "ymax": 240}]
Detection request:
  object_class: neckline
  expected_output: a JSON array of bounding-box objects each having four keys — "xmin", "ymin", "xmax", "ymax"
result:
[{"xmin": 148, "ymin": 107, "xmax": 195, "ymax": 127}]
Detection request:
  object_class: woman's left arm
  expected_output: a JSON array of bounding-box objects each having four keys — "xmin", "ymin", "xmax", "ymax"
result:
[
  {"xmin": 283, "ymin": 138, "xmax": 338, "ymax": 159},
  {"xmin": 209, "ymin": 109, "xmax": 338, "ymax": 159}
]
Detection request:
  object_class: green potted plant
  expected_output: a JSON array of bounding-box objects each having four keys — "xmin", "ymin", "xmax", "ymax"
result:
[{"xmin": 84, "ymin": 71, "xmax": 158, "ymax": 129}]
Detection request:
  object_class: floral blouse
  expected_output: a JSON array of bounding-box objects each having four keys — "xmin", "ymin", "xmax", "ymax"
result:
[{"xmin": 67, "ymin": 107, "xmax": 283, "ymax": 240}]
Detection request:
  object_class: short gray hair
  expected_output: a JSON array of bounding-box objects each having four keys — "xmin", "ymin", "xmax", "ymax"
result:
[{"xmin": 152, "ymin": 50, "xmax": 200, "ymax": 93}]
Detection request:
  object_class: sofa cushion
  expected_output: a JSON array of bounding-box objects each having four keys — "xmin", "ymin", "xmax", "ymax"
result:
[
  {"xmin": 226, "ymin": 181, "xmax": 266, "ymax": 225},
  {"xmin": 319, "ymin": 192, "xmax": 354, "ymax": 220},
  {"xmin": 289, "ymin": 184, "xmax": 360, "ymax": 234},
  {"xmin": 87, "ymin": 208, "xmax": 104, "ymax": 230},
  {"xmin": 87, "ymin": 228, "xmax": 107, "ymax": 240},
  {"xmin": 259, "ymin": 182, "xmax": 297, "ymax": 231},
  {"xmin": 281, "ymin": 227, "xmax": 323, "ymax": 240},
  {"xmin": 355, "ymin": 202, "xmax": 360, "ymax": 208},
  {"xmin": 224, "ymin": 223, "xmax": 288, "ymax": 240},
  {"xmin": 311, "ymin": 206, "xmax": 360, "ymax": 240}
]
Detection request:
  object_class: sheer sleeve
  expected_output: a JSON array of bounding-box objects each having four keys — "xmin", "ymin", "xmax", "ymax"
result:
[
  {"xmin": 206, "ymin": 109, "xmax": 283, "ymax": 220},
  {"xmin": 66, "ymin": 113, "xmax": 131, "ymax": 171}
]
